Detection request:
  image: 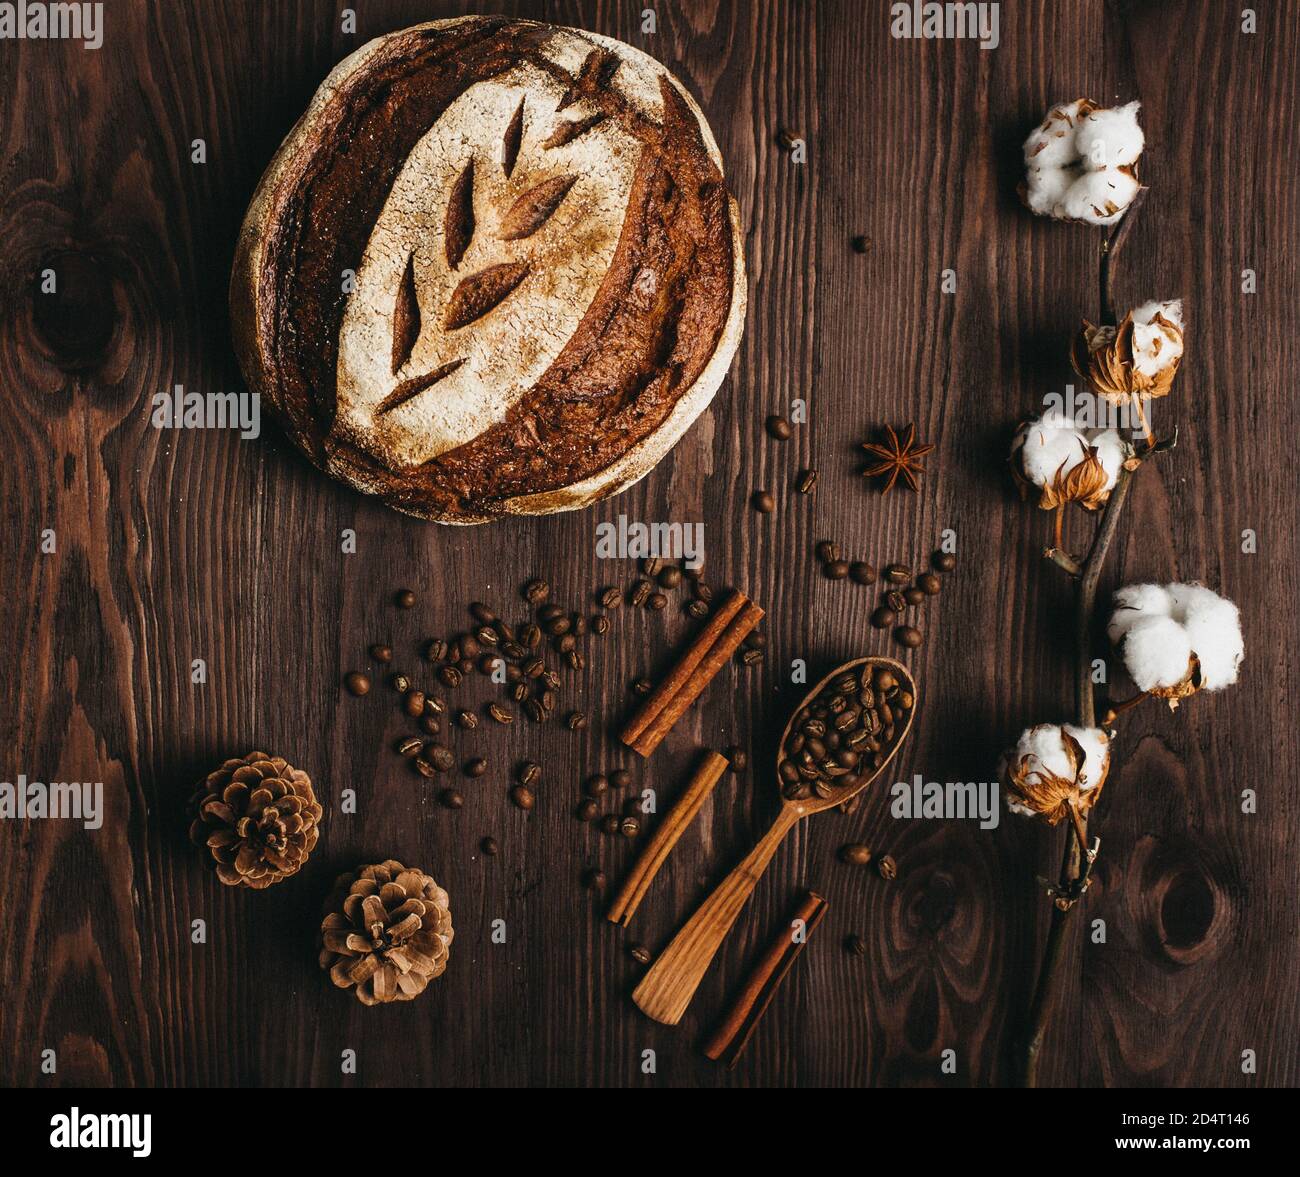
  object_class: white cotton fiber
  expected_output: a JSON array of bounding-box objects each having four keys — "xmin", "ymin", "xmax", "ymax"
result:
[
  {"xmin": 1063, "ymin": 725, "xmax": 1110, "ymax": 791},
  {"xmin": 1075, "ymin": 102, "xmax": 1145, "ymax": 168},
  {"xmin": 1129, "ymin": 299, "xmax": 1185, "ymax": 377},
  {"xmin": 1108, "ymin": 582, "xmax": 1244, "ymax": 693},
  {"xmin": 1118, "ymin": 615, "xmax": 1195, "ymax": 691},
  {"xmin": 1060, "ymin": 169, "xmax": 1140, "ymax": 225}
]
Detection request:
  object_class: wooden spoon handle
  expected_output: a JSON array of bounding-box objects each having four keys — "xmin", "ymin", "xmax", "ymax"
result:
[{"xmin": 632, "ymin": 808, "xmax": 800, "ymax": 1025}]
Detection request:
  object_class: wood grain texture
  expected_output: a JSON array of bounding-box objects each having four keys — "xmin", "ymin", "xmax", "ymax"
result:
[{"xmin": 0, "ymin": 0, "xmax": 1295, "ymax": 1088}]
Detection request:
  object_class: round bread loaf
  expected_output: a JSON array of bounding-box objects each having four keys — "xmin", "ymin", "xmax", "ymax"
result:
[{"xmin": 231, "ymin": 16, "xmax": 745, "ymax": 524}]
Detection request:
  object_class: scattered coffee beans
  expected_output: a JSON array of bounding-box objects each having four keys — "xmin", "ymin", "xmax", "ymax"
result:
[
  {"xmin": 752, "ymin": 489, "xmax": 775, "ymax": 514},
  {"xmin": 895, "ymin": 626, "xmax": 923, "ymax": 649},
  {"xmin": 576, "ymin": 798, "xmax": 599, "ymax": 821},
  {"xmin": 610, "ymin": 769, "xmax": 632, "ymax": 790},
  {"xmin": 725, "ymin": 746, "xmax": 748, "ymax": 772},
  {"xmin": 510, "ymin": 785, "xmax": 535, "ymax": 810},
  {"xmin": 884, "ymin": 564, "xmax": 910, "ymax": 584},
  {"xmin": 933, "ymin": 551, "xmax": 956, "ymax": 572},
  {"xmin": 395, "ymin": 589, "xmax": 416, "ymax": 608},
  {"xmin": 585, "ymin": 774, "xmax": 609, "ymax": 797},
  {"xmin": 918, "ymin": 572, "xmax": 941, "ymax": 595},
  {"xmin": 583, "ymin": 868, "xmax": 607, "ymax": 891},
  {"xmin": 480, "ymin": 836, "xmax": 499, "ymax": 856},
  {"xmin": 765, "ymin": 414, "xmax": 793, "ymax": 440},
  {"xmin": 464, "ymin": 757, "xmax": 488, "ymax": 778},
  {"xmin": 871, "ymin": 606, "xmax": 895, "ymax": 629},
  {"xmin": 344, "ymin": 672, "xmax": 371, "ymax": 696},
  {"xmin": 824, "ymin": 559, "xmax": 850, "ymax": 580},
  {"xmin": 629, "ymin": 944, "xmax": 654, "ymax": 965},
  {"xmin": 877, "ymin": 855, "xmax": 898, "ymax": 880},
  {"xmin": 796, "ymin": 468, "xmax": 818, "ymax": 494},
  {"xmin": 523, "ymin": 578, "xmax": 550, "ymax": 604},
  {"xmin": 844, "ymin": 934, "xmax": 867, "ymax": 956},
  {"xmin": 849, "ymin": 561, "xmax": 876, "ymax": 585},
  {"xmin": 369, "ymin": 644, "xmax": 392, "ymax": 663},
  {"xmin": 816, "ymin": 540, "xmax": 838, "ymax": 563},
  {"xmin": 839, "ymin": 843, "xmax": 872, "ymax": 867},
  {"xmin": 439, "ymin": 788, "xmax": 464, "ymax": 809}
]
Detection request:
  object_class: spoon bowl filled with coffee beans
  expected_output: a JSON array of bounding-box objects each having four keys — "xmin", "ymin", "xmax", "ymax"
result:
[{"xmin": 633, "ymin": 657, "xmax": 916, "ymax": 1024}]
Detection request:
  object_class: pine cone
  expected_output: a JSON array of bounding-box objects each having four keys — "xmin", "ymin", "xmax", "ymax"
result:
[
  {"xmin": 189, "ymin": 752, "xmax": 322, "ymax": 889},
  {"xmin": 319, "ymin": 860, "xmax": 453, "ymax": 1005}
]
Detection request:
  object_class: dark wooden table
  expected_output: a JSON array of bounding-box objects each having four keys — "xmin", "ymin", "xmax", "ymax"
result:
[{"xmin": 2, "ymin": 0, "xmax": 1296, "ymax": 1088}]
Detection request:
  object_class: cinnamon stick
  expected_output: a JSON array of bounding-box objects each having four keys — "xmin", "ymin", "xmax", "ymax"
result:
[
  {"xmin": 606, "ymin": 750, "xmax": 729, "ymax": 927},
  {"xmin": 702, "ymin": 890, "xmax": 828, "ymax": 1067},
  {"xmin": 621, "ymin": 590, "xmax": 764, "ymax": 757}
]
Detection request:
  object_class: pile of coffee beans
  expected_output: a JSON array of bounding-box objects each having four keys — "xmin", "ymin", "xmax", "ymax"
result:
[
  {"xmin": 778, "ymin": 663, "xmax": 913, "ymax": 802},
  {"xmin": 815, "ymin": 544, "xmax": 956, "ymax": 650}
]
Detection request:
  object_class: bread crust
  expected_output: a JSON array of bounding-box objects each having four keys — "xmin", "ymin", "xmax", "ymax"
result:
[{"xmin": 230, "ymin": 17, "xmax": 745, "ymax": 524}]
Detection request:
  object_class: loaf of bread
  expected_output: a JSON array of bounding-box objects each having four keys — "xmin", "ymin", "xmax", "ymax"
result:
[{"xmin": 231, "ymin": 16, "xmax": 745, "ymax": 523}]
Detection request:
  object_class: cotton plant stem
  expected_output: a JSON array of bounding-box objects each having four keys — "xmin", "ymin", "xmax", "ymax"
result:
[{"xmin": 1023, "ymin": 201, "xmax": 1147, "ymax": 1087}]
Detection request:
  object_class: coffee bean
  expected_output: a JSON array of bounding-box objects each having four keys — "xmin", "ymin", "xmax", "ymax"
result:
[
  {"xmin": 420, "ymin": 715, "xmax": 441, "ymax": 735},
  {"xmin": 629, "ymin": 944, "xmax": 654, "ymax": 965},
  {"xmin": 438, "ymin": 665, "xmax": 462, "ymax": 688},
  {"xmin": 685, "ymin": 598, "xmax": 709, "ymax": 618},
  {"xmin": 523, "ymin": 657, "xmax": 545, "ymax": 679},
  {"xmin": 511, "ymin": 682, "xmax": 529, "ymax": 702},
  {"xmin": 545, "ymin": 616, "xmax": 571, "ymax": 637},
  {"xmin": 422, "ymin": 638, "xmax": 446, "ymax": 662},
  {"xmin": 796, "ymin": 468, "xmax": 818, "ymax": 494},
  {"xmin": 897, "ymin": 690, "xmax": 914, "ymax": 710},
  {"xmin": 395, "ymin": 589, "xmax": 416, "ymax": 608},
  {"xmin": 564, "ymin": 649, "xmax": 585, "ymax": 671},
  {"xmin": 585, "ymin": 774, "xmax": 609, "ymax": 797},
  {"xmin": 844, "ymin": 934, "xmax": 867, "ymax": 957},
  {"xmin": 369, "ymin": 644, "xmax": 392, "ymax": 664},
  {"xmin": 465, "ymin": 757, "xmax": 488, "ymax": 778},
  {"xmin": 474, "ymin": 625, "xmax": 498, "ymax": 647},
  {"xmin": 629, "ymin": 580, "xmax": 652, "ymax": 608},
  {"xmin": 895, "ymin": 625, "xmax": 923, "ymax": 649},
  {"xmin": 765, "ymin": 414, "xmax": 793, "ymax": 440},
  {"xmin": 439, "ymin": 788, "xmax": 463, "ymax": 809},
  {"xmin": 839, "ymin": 843, "xmax": 872, "ymax": 867},
  {"xmin": 427, "ymin": 744, "xmax": 455, "ymax": 772},
  {"xmin": 397, "ymin": 737, "xmax": 423, "ymax": 758},
  {"xmin": 480, "ymin": 836, "xmax": 499, "ymax": 856},
  {"xmin": 457, "ymin": 657, "xmax": 474, "ymax": 674},
  {"xmin": 413, "ymin": 757, "xmax": 439, "ymax": 778},
  {"xmin": 904, "ymin": 587, "xmax": 925, "ymax": 606},
  {"xmin": 566, "ymin": 710, "xmax": 588, "ymax": 731},
  {"xmin": 521, "ymin": 623, "xmax": 542, "ymax": 648},
  {"xmin": 542, "ymin": 670, "xmax": 561, "ymax": 689},
  {"xmin": 815, "ymin": 541, "xmax": 839, "ymax": 564},
  {"xmin": 877, "ymin": 855, "xmax": 898, "ymax": 880},
  {"xmin": 642, "ymin": 557, "xmax": 665, "ymax": 576},
  {"xmin": 918, "ymin": 572, "xmax": 941, "ymax": 595},
  {"xmin": 871, "ymin": 606, "xmax": 895, "ymax": 629},
  {"xmin": 404, "ymin": 689, "xmax": 426, "ymax": 718},
  {"xmin": 389, "ymin": 673, "xmax": 410, "ymax": 693},
  {"xmin": 692, "ymin": 581, "xmax": 714, "ymax": 603},
  {"xmin": 752, "ymin": 489, "xmax": 775, "ymax": 514},
  {"xmin": 724, "ymin": 746, "xmax": 748, "ymax": 772},
  {"xmin": 658, "ymin": 566, "xmax": 682, "ymax": 589},
  {"xmin": 647, "ymin": 592, "xmax": 668, "ymax": 611},
  {"xmin": 739, "ymin": 647, "xmax": 765, "ymax": 666},
  {"xmin": 610, "ymin": 769, "xmax": 632, "ymax": 789},
  {"xmin": 933, "ymin": 551, "xmax": 957, "ymax": 572},
  {"xmin": 446, "ymin": 642, "xmax": 462, "ymax": 663},
  {"xmin": 744, "ymin": 631, "xmax": 768, "ymax": 650},
  {"xmin": 599, "ymin": 586, "xmax": 622, "ymax": 609},
  {"xmin": 510, "ymin": 785, "xmax": 535, "ymax": 810},
  {"xmin": 620, "ymin": 816, "xmax": 641, "ymax": 838},
  {"xmin": 537, "ymin": 603, "xmax": 563, "ymax": 623},
  {"xmin": 849, "ymin": 562, "xmax": 877, "ymax": 585},
  {"xmin": 467, "ymin": 602, "xmax": 494, "ymax": 625},
  {"xmin": 592, "ymin": 614, "xmax": 610, "ymax": 634},
  {"xmin": 425, "ymin": 695, "xmax": 447, "ymax": 716},
  {"xmin": 631, "ymin": 677, "xmax": 653, "ymax": 696},
  {"xmin": 873, "ymin": 669, "xmax": 897, "ymax": 693},
  {"xmin": 583, "ymin": 868, "xmax": 607, "ymax": 892},
  {"xmin": 523, "ymin": 578, "xmax": 550, "ymax": 604},
  {"xmin": 600, "ymin": 814, "xmax": 621, "ymax": 835},
  {"xmin": 885, "ymin": 564, "xmax": 910, "ymax": 584},
  {"xmin": 851, "ymin": 235, "xmax": 872, "ymax": 254},
  {"xmin": 824, "ymin": 559, "xmax": 850, "ymax": 580},
  {"xmin": 575, "ymin": 798, "xmax": 599, "ymax": 822},
  {"xmin": 572, "ymin": 613, "xmax": 587, "ymax": 636},
  {"xmin": 554, "ymin": 633, "xmax": 576, "ymax": 654},
  {"xmin": 344, "ymin": 672, "xmax": 371, "ymax": 696},
  {"xmin": 518, "ymin": 762, "xmax": 542, "ymax": 787},
  {"xmin": 885, "ymin": 590, "xmax": 906, "ymax": 613}
]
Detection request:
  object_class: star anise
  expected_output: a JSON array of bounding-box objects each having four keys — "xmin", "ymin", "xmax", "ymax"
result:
[{"xmin": 861, "ymin": 423, "xmax": 934, "ymax": 494}]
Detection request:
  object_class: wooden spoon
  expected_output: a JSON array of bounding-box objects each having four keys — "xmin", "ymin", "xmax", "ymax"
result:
[{"xmin": 632, "ymin": 656, "xmax": 917, "ymax": 1025}]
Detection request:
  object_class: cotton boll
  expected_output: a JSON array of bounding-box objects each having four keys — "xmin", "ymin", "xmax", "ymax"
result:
[
  {"xmin": 1117, "ymin": 615, "xmax": 1194, "ymax": 691},
  {"xmin": 1107, "ymin": 583, "xmax": 1173, "ymax": 642},
  {"xmin": 1019, "ymin": 724, "xmax": 1076, "ymax": 781},
  {"xmin": 1061, "ymin": 169, "xmax": 1140, "ymax": 225},
  {"xmin": 1075, "ymin": 101, "xmax": 1144, "ymax": 169}
]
